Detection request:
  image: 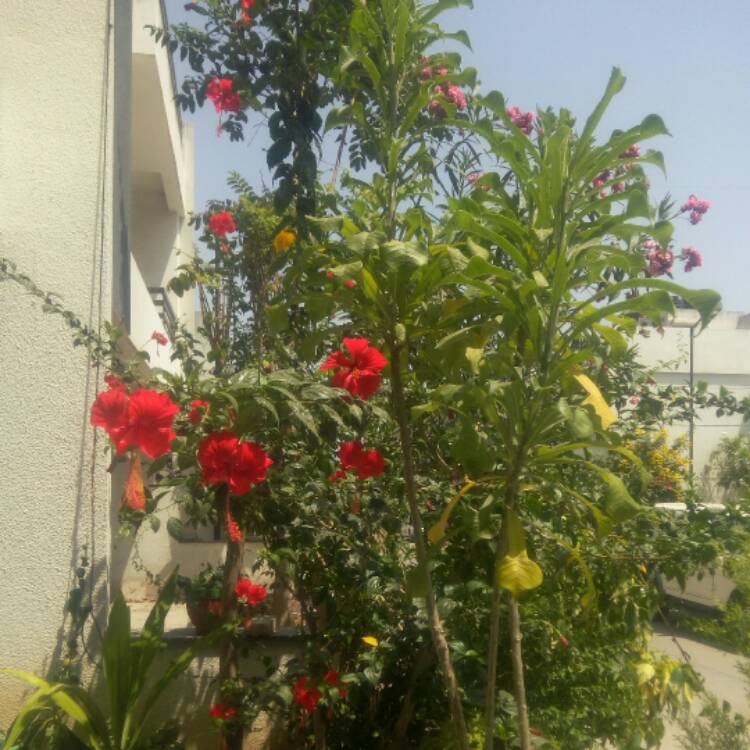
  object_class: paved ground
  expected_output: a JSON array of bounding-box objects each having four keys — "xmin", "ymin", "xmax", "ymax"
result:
[{"xmin": 650, "ymin": 623, "xmax": 750, "ymax": 749}]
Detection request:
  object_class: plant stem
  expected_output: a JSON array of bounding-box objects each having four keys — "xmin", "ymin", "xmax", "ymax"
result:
[
  {"xmin": 389, "ymin": 344, "xmax": 469, "ymax": 750},
  {"xmin": 509, "ymin": 597, "xmax": 531, "ymax": 750},
  {"xmin": 219, "ymin": 487, "xmax": 244, "ymax": 750},
  {"xmin": 483, "ymin": 539, "xmax": 505, "ymax": 750}
]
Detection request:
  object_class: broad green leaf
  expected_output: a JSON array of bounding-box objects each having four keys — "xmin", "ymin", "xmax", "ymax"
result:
[
  {"xmin": 574, "ymin": 373, "xmax": 617, "ymax": 430},
  {"xmin": 575, "ymin": 67, "xmax": 626, "ymax": 159},
  {"xmin": 558, "ymin": 398, "xmax": 594, "ymax": 439},
  {"xmin": 419, "ymin": 0, "xmax": 473, "ymax": 24},
  {"xmin": 600, "ymin": 470, "xmax": 642, "ymax": 523},
  {"xmin": 267, "ymin": 303, "xmax": 289, "ymax": 334}
]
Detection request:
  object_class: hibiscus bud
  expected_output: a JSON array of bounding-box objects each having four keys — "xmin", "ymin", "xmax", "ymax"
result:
[
  {"xmin": 559, "ymin": 634, "xmax": 570, "ymax": 648},
  {"xmin": 326, "ymin": 270, "xmax": 334, "ymax": 279},
  {"xmin": 344, "ymin": 279, "xmax": 357, "ymax": 289}
]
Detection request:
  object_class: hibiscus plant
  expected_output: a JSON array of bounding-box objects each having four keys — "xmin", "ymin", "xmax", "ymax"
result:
[{"xmin": 0, "ymin": 0, "xmax": 731, "ymax": 749}]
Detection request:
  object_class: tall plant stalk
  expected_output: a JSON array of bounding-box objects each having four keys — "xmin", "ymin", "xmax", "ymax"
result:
[
  {"xmin": 389, "ymin": 342, "xmax": 469, "ymax": 750},
  {"xmin": 509, "ymin": 598, "xmax": 531, "ymax": 749}
]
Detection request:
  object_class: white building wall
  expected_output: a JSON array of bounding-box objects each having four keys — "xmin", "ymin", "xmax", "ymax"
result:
[
  {"xmin": 0, "ymin": 0, "xmax": 130, "ymax": 724},
  {"xmin": 635, "ymin": 311, "xmax": 750, "ymax": 496}
]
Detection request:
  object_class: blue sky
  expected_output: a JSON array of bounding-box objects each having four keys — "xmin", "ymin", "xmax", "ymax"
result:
[{"xmin": 167, "ymin": 0, "xmax": 750, "ymax": 310}]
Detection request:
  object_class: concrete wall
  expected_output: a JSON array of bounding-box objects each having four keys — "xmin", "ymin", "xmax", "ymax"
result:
[
  {"xmin": 0, "ymin": 0, "xmax": 130, "ymax": 724},
  {"xmin": 635, "ymin": 311, "xmax": 750, "ymax": 497}
]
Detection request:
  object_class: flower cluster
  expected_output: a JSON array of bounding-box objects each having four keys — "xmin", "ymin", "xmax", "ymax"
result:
[
  {"xmin": 619, "ymin": 143, "xmax": 640, "ymax": 158},
  {"xmin": 422, "ymin": 58, "xmax": 467, "ymax": 115},
  {"xmin": 680, "ymin": 245, "xmax": 703, "ymax": 272},
  {"xmin": 208, "ymin": 210, "xmax": 237, "ymax": 237},
  {"xmin": 198, "ymin": 431, "xmax": 273, "ymax": 496},
  {"xmin": 507, "ymin": 106, "xmax": 535, "ymax": 135},
  {"xmin": 151, "ymin": 330, "xmax": 168, "ymax": 346},
  {"xmin": 320, "ymin": 338, "xmax": 388, "ymax": 400},
  {"xmin": 240, "ymin": 0, "xmax": 255, "ymax": 24},
  {"xmin": 643, "ymin": 239, "xmax": 674, "ymax": 277},
  {"xmin": 209, "ymin": 703, "xmax": 237, "ymax": 721},
  {"xmin": 680, "ymin": 194, "xmax": 710, "ymax": 225},
  {"xmin": 273, "ymin": 229, "xmax": 296, "ymax": 253},
  {"xmin": 234, "ymin": 578, "xmax": 268, "ymax": 606},
  {"xmin": 330, "ymin": 441, "xmax": 385, "ymax": 481},
  {"xmin": 293, "ymin": 670, "xmax": 346, "ymax": 714},
  {"xmin": 91, "ymin": 384, "xmax": 179, "ymax": 458},
  {"xmin": 206, "ymin": 77, "xmax": 241, "ymax": 114}
]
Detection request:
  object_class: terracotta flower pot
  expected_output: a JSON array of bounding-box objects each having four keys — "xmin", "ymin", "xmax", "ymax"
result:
[{"xmin": 186, "ymin": 598, "xmax": 224, "ymax": 635}]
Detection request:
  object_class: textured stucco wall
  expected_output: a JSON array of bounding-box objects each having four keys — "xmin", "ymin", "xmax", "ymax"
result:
[{"xmin": 0, "ymin": 0, "xmax": 130, "ymax": 723}]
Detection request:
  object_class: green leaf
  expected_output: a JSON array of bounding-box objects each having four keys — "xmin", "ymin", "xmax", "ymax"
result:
[
  {"xmin": 420, "ymin": 0, "xmax": 473, "ymax": 24},
  {"xmin": 464, "ymin": 346, "xmax": 483, "ymax": 374},
  {"xmin": 575, "ymin": 67, "xmax": 626, "ymax": 158},
  {"xmin": 267, "ymin": 303, "xmax": 289, "ymax": 334},
  {"xmin": 166, "ymin": 517, "xmax": 186, "ymax": 542},
  {"xmin": 103, "ymin": 594, "xmax": 132, "ymax": 744},
  {"xmin": 405, "ymin": 566, "xmax": 429, "ymax": 599},
  {"xmin": 600, "ymin": 470, "xmax": 642, "ymax": 523}
]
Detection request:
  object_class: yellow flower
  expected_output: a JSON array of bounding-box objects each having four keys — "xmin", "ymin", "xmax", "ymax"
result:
[
  {"xmin": 274, "ymin": 229, "xmax": 296, "ymax": 253},
  {"xmin": 361, "ymin": 635, "xmax": 379, "ymax": 647}
]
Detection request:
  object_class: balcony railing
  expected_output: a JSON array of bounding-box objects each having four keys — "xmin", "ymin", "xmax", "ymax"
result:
[{"xmin": 148, "ymin": 286, "xmax": 177, "ymax": 339}]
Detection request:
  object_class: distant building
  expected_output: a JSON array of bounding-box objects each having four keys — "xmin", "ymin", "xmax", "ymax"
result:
[
  {"xmin": 636, "ymin": 310, "xmax": 750, "ymax": 497},
  {"xmin": 0, "ymin": 0, "xmax": 195, "ymax": 722}
]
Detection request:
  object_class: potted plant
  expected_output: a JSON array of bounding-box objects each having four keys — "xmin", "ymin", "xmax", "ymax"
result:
[{"xmin": 179, "ymin": 564, "xmax": 225, "ymax": 635}]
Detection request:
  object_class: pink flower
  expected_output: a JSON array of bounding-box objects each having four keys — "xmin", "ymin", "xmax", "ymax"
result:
[
  {"xmin": 444, "ymin": 84, "xmax": 467, "ymax": 110},
  {"xmin": 620, "ymin": 144, "xmax": 640, "ymax": 158},
  {"xmin": 435, "ymin": 66, "xmax": 449, "ymax": 77},
  {"xmin": 612, "ymin": 181, "xmax": 626, "ymax": 194},
  {"xmin": 680, "ymin": 245, "xmax": 703, "ymax": 272},
  {"xmin": 645, "ymin": 244, "xmax": 674, "ymax": 277},
  {"xmin": 420, "ymin": 66, "xmax": 433, "ymax": 80},
  {"xmin": 507, "ymin": 106, "xmax": 535, "ymax": 135},
  {"xmin": 428, "ymin": 99, "xmax": 446, "ymax": 118},
  {"xmin": 151, "ymin": 331, "xmax": 168, "ymax": 346},
  {"xmin": 680, "ymin": 194, "xmax": 710, "ymax": 224}
]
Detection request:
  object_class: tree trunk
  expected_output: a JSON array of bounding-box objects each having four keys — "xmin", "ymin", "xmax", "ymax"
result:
[
  {"xmin": 389, "ymin": 344, "xmax": 469, "ymax": 750},
  {"xmin": 483, "ymin": 542, "xmax": 505, "ymax": 750}
]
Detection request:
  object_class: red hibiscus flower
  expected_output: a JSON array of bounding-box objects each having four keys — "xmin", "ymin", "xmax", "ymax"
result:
[
  {"xmin": 208, "ymin": 210, "xmax": 237, "ymax": 237},
  {"xmin": 119, "ymin": 389, "xmax": 180, "ymax": 458},
  {"xmin": 206, "ymin": 77, "xmax": 241, "ymax": 114},
  {"xmin": 330, "ymin": 441, "xmax": 385, "ymax": 481},
  {"xmin": 293, "ymin": 677, "xmax": 322, "ymax": 713},
  {"xmin": 198, "ymin": 431, "xmax": 273, "ymax": 495},
  {"xmin": 324, "ymin": 669, "xmax": 347, "ymax": 700},
  {"xmin": 91, "ymin": 387, "xmax": 130, "ymax": 449},
  {"xmin": 320, "ymin": 338, "xmax": 388, "ymax": 400},
  {"xmin": 151, "ymin": 331, "xmax": 168, "ymax": 346},
  {"xmin": 188, "ymin": 399, "xmax": 210, "ymax": 425},
  {"xmin": 235, "ymin": 578, "xmax": 268, "ymax": 606},
  {"xmin": 241, "ymin": 0, "xmax": 255, "ymax": 23},
  {"xmin": 209, "ymin": 703, "xmax": 237, "ymax": 720}
]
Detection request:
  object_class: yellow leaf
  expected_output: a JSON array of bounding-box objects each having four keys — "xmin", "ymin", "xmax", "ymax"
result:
[
  {"xmin": 361, "ymin": 635, "xmax": 379, "ymax": 647},
  {"xmin": 428, "ymin": 479, "xmax": 477, "ymax": 545},
  {"xmin": 496, "ymin": 551, "xmax": 543, "ymax": 598},
  {"xmin": 574, "ymin": 373, "xmax": 617, "ymax": 430},
  {"xmin": 635, "ymin": 661, "xmax": 656, "ymax": 685},
  {"xmin": 465, "ymin": 346, "xmax": 484, "ymax": 375}
]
